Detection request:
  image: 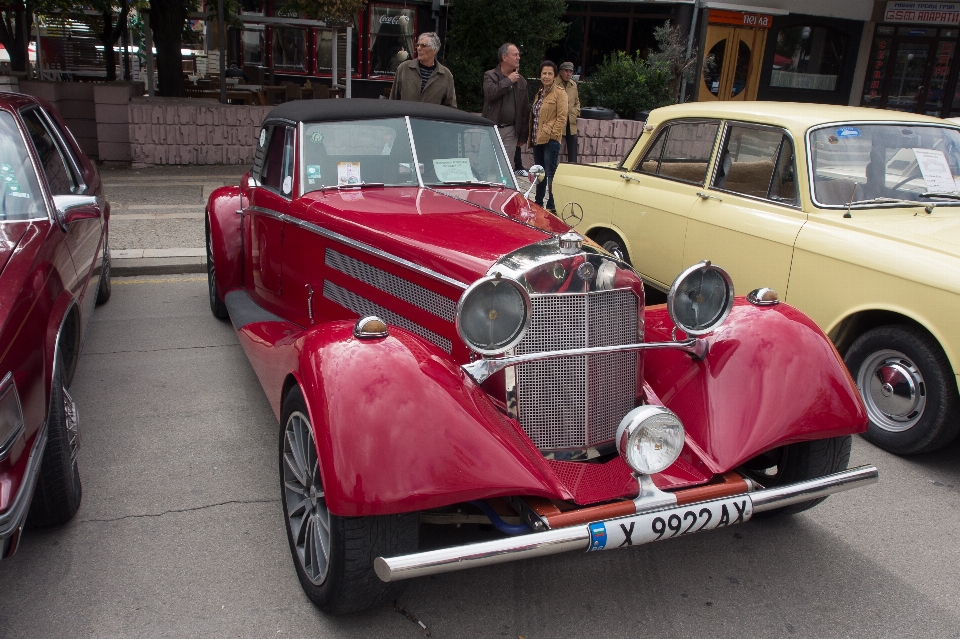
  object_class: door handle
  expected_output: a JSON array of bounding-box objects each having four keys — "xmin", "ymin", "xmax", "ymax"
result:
[
  {"xmin": 696, "ymin": 191, "xmax": 722, "ymax": 202},
  {"xmin": 620, "ymin": 173, "xmax": 642, "ymax": 183}
]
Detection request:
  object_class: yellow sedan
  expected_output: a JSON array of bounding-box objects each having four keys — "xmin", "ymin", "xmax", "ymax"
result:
[{"xmin": 553, "ymin": 102, "xmax": 960, "ymax": 456}]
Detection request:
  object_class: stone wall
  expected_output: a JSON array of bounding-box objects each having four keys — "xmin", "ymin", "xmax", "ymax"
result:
[
  {"xmin": 521, "ymin": 117, "xmax": 643, "ymax": 168},
  {"xmin": 128, "ymin": 98, "xmax": 271, "ymax": 167}
]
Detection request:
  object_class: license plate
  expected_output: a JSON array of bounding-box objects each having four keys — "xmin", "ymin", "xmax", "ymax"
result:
[{"xmin": 586, "ymin": 496, "xmax": 753, "ymax": 551}]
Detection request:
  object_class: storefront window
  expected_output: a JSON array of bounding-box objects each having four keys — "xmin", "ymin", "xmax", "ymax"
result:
[
  {"xmin": 240, "ymin": 0, "xmax": 264, "ymax": 15},
  {"xmin": 770, "ymin": 25, "xmax": 848, "ymax": 91},
  {"xmin": 273, "ymin": 27, "xmax": 306, "ymax": 71},
  {"xmin": 317, "ymin": 29, "xmax": 357, "ymax": 75},
  {"xmin": 369, "ymin": 5, "xmax": 415, "ymax": 77},
  {"xmin": 586, "ymin": 16, "xmax": 629, "ymax": 76},
  {"xmin": 243, "ymin": 26, "xmax": 265, "ymax": 66},
  {"xmin": 862, "ymin": 36, "xmax": 893, "ymax": 106}
]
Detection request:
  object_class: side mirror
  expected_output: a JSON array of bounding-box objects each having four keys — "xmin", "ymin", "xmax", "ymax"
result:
[
  {"xmin": 524, "ymin": 164, "xmax": 545, "ymax": 199},
  {"xmin": 53, "ymin": 194, "xmax": 101, "ymax": 227}
]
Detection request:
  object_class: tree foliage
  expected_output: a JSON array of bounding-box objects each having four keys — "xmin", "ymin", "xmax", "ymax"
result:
[
  {"xmin": 646, "ymin": 20, "xmax": 697, "ymax": 103},
  {"xmin": 0, "ymin": 1, "xmax": 43, "ymax": 72},
  {"xmin": 445, "ymin": 0, "xmax": 567, "ymax": 112}
]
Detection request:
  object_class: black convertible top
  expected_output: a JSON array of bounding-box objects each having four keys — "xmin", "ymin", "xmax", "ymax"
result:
[{"xmin": 264, "ymin": 98, "xmax": 493, "ymax": 126}]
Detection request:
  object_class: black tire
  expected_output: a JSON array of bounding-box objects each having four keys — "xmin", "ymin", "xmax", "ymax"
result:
[
  {"xmin": 95, "ymin": 239, "xmax": 111, "ymax": 305},
  {"xmin": 206, "ymin": 215, "xmax": 229, "ymax": 320},
  {"xmin": 593, "ymin": 230, "xmax": 630, "ymax": 265},
  {"xmin": 279, "ymin": 387, "xmax": 418, "ymax": 614},
  {"xmin": 27, "ymin": 350, "xmax": 82, "ymax": 528},
  {"xmin": 844, "ymin": 324, "xmax": 960, "ymax": 455},
  {"xmin": 740, "ymin": 436, "xmax": 852, "ymax": 517}
]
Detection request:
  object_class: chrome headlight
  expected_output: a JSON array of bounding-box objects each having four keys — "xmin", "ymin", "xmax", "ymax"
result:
[
  {"xmin": 456, "ymin": 275, "xmax": 531, "ymax": 355},
  {"xmin": 617, "ymin": 405, "xmax": 685, "ymax": 475},
  {"xmin": 667, "ymin": 260, "xmax": 735, "ymax": 336}
]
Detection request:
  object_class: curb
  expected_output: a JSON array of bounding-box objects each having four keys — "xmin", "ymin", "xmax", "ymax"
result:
[{"xmin": 112, "ymin": 256, "xmax": 206, "ymax": 277}]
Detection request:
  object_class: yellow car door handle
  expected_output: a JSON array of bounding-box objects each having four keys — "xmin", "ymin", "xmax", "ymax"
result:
[
  {"xmin": 619, "ymin": 173, "xmax": 642, "ymax": 184},
  {"xmin": 696, "ymin": 191, "xmax": 723, "ymax": 202}
]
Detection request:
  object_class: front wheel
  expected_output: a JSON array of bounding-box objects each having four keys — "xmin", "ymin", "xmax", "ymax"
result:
[
  {"xmin": 280, "ymin": 388, "xmax": 418, "ymax": 614},
  {"xmin": 27, "ymin": 350, "xmax": 82, "ymax": 527},
  {"xmin": 206, "ymin": 216, "xmax": 228, "ymax": 319},
  {"xmin": 95, "ymin": 239, "xmax": 111, "ymax": 305},
  {"xmin": 593, "ymin": 230, "xmax": 630, "ymax": 265},
  {"xmin": 739, "ymin": 436, "xmax": 852, "ymax": 517},
  {"xmin": 844, "ymin": 325, "xmax": 960, "ymax": 454}
]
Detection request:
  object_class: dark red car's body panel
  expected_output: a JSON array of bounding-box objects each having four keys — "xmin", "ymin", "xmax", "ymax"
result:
[
  {"xmin": 0, "ymin": 93, "xmax": 108, "ymax": 556},
  {"xmin": 208, "ymin": 154, "xmax": 868, "ymax": 516}
]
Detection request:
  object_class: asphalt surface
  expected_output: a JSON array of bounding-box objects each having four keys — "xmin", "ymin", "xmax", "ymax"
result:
[{"xmin": 1, "ymin": 276, "xmax": 959, "ymax": 638}]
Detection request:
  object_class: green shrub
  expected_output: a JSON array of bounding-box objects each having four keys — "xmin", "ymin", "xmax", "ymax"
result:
[{"xmin": 579, "ymin": 51, "xmax": 673, "ymax": 119}]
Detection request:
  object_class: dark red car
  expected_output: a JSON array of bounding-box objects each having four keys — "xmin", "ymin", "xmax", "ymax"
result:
[
  {"xmin": 0, "ymin": 93, "xmax": 110, "ymax": 558},
  {"xmin": 206, "ymin": 100, "xmax": 877, "ymax": 614}
]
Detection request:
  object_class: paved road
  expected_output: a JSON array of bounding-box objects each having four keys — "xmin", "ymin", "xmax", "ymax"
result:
[{"xmin": 1, "ymin": 276, "xmax": 959, "ymax": 638}]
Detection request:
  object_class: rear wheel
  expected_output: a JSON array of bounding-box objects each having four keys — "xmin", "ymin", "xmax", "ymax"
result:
[
  {"xmin": 280, "ymin": 388, "xmax": 418, "ymax": 614},
  {"xmin": 27, "ymin": 350, "xmax": 82, "ymax": 528},
  {"xmin": 206, "ymin": 216, "xmax": 228, "ymax": 319},
  {"xmin": 593, "ymin": 230, "xmax": 630, "ymax": 265},
  {"xmin": 95, "ymin": 239, "xmax": 111, "ymax": 305},
  {"xmin": 740, "ymin": 436, "xmax": 852, "ymax": 517},
  {"xmin": 844, "ymin": 324, "xmax": 960, "ymax": 454}
]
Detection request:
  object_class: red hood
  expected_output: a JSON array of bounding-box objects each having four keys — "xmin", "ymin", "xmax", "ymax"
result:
[{"xmin": 300, "ymin": 186, "xmax": 569, "ymax": 284}]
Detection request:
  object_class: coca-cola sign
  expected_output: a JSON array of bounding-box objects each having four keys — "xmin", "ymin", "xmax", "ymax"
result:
[{"xmin": 380, "ymin": 15, "xmax": 401, "ymax": 24}]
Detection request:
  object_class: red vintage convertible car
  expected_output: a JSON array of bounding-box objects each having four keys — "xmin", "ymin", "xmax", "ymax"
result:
[
  {"xmin": 0, "ymin": 93, "xmax": 110, "ymax": 558},
  {"xmin": 206, "ymin": 100, "xmax": 877, "ymax": 614}
]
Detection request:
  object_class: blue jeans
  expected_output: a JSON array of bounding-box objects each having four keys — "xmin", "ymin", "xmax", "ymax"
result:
[{"xmin": 533, "ymin": 139, "xmax": 560, "ymax": 210}]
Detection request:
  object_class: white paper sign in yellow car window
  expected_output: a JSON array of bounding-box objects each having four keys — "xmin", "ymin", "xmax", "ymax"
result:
[
  {"xmin": 434, "ymin": 158, "xmax": 476, "ymax": 183},
  {"xmin": 337, "ymin": 162, "xmax": 361, "ymax": 186},
  {"xmin": 912, "ymin": 148, "xmax": 956, "ymax": 192}
]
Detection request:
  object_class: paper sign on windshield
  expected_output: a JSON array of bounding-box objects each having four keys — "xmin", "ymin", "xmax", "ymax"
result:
[
  {"xmin": 913, "ymin": 148, "xmax": 956, "ymax": 192},
  {"xmin": 433, "ymin": 158, "xmax": 476, "ymax": 183},
  {"xmin": 337, "ymin": 162, "xmax": 361, "ymax": 186}
]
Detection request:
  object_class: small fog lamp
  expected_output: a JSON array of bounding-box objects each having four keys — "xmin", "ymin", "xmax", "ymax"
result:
[{"xmin": 616, "ymin": 405, "xmax": 685, "ymax": 475}]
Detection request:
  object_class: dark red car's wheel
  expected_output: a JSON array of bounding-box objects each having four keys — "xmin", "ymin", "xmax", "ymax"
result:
[
  {"xmin": 206, "ymin": 216, "xmax": 228, "ymax": 319},
  {"xmin": 279, "ymin": 387, "xmax": 418, "ymax": 614}
]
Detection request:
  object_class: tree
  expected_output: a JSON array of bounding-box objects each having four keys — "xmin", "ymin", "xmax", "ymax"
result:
[
  {"xmin": 0, "ymin": 2, "xmax": 39, "ymax": 72},
  {"xmin": 149, "ymin": 0, "xmax": 188, "ymax": 96},
  {"xmin": 444, "ymin": 0, "xmax": 567, "ymax": 112},
  {"xmin": 646, "ymin": 21, "xmax": 697, "ymax": 104}
]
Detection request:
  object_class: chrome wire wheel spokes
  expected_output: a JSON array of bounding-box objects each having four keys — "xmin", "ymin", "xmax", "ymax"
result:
[
  {"xmin": 206, "ymin": 226, "xmax": 217, "ymax": 307},
  {"xmin": 283, "ymin": 411, "xmax": 331, "ymax": 586},
  {"xmin": 62, "ymin": 386, "xmax": 80, "ymax": 464},
  {"xmin": 857, "ymin": 349, "xmax": 926, "ymax": 433}
]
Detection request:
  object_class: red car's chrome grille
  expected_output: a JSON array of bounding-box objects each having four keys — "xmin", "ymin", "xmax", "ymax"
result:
[{"xmin": 515, "ymin": 289, "xmax": 639, "ymax": 452}]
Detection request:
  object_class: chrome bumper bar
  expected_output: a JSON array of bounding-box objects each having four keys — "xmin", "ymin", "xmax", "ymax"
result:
[{"xmin": 374, "ymin": 465, "xmax": 878, "ymax": 582}]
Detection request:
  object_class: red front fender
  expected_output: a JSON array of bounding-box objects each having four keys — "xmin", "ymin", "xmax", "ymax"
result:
[
  {"xmin": 643, "ymin": 300, "xmax": 868, "ymax": 474},
  {"xmin": 294, "ymin": 322, "xmax": 568, "ymax": 517},
  {"xmin": 206, "ymin": 184, "xmax": 244, "ymax": 295}
]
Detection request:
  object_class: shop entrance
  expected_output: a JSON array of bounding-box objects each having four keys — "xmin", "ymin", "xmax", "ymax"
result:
[
  {"xmin": 699, "ymin": 11, "xmax": 771, "ymax": 101},
  {"xmin": 862, "ymin": 26, "xmax": 960, "ymax": 117}
]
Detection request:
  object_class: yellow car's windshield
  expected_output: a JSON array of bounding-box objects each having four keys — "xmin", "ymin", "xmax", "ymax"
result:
[{"xmin": 809, "ymin": 124, "xmax": 960, "ymax": 207}]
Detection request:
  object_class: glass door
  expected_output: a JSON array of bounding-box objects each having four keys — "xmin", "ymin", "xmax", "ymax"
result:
[{"xmin": 886, "ymin": 41, "xmax": 932, "ymax": 111}]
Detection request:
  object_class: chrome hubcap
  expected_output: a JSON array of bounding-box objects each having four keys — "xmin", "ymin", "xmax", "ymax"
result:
[
  {"xmin": 857, "ymin": 349, "xmax": 926, "ymax": 433},
  {"xmin": 63, "ymin": 386, "xmax": 80, "ymax": 464},
  {"xmin": 602, "ymin": 240, "xmax": 625, "ymax": 262},
  {"xmin": 282, "ymin": 411, "xmax": 331, "ymax": 585},
  {"xmin": 206, "ymin": 229, "xmax": 217, "ymax": 305}
]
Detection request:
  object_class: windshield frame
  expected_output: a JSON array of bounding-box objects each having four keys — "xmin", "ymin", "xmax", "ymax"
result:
[
  {"xmin": 297, "ymin": 115, "xmax": 518, "ymax": 197},
  {"xmin": 805, "ymin": 120, "xmax": 960, "ymax": 210}
]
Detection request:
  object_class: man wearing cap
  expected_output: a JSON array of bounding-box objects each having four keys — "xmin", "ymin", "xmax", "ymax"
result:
[
  {"xmin": 483, "ymin": 43, "xmax": 529, "ymax": 176},
  {"xmin": 558, "ymin": 62, "xmax": 581, "ymax": 163}
]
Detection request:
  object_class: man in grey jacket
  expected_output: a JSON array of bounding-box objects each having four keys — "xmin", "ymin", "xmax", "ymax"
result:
[
  {"xmin": 482, "ymin": 43, "xmax": 529, "ymax": 174},
  {"xmin": 389, "ymin": 32, "xmax": 457, "ymax": 107}
]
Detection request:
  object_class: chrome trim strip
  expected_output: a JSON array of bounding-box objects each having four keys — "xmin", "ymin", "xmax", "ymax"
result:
[
  {"xmin": 36, "ymin": 106, "xmax": 87, "ymax": 195},
  {"xmin": 493, "ymin": 121, "xmax": 521, "ymax": 191},
  {"xmin": 284, "ymin": 214, "xmax": 469, "ymax": 290},
  {"xmin": 405, "ymin": 116, "xmax": 425, "ymax": 189},
  {"xmin": 374, "ymin": 465, "xmax": 879, "ymax": 582},
  {"xmin": 325, "ymin": 248, "xmax": 456, "ymax": 321},
  {"xmin": 462, "ymin": 338, "xmax": 708, "ymax": 385},
  {"xmin": 10, "ymin": 106, "xmax": 55, "ymax": 224},
  {"xmin": 323, "ymin": 281, "xmax": 453, "ymax": 353}
]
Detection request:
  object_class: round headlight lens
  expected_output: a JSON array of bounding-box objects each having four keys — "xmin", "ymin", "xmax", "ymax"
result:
[
  {"xmin": 667, "ymin": 260, "xmax": 734, "ymax": 336},
  {"xmin": 456, "ymin": 276, "xmax": 531, "ymax": 355},
  {"xmin": 617, "ymin": 406, "xmax": 685, "ymax": 475}
]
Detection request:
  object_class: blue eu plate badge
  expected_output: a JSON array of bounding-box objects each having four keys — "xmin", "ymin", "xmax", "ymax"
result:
[{"xmin": 589, "ymin": 522, "xmax": 607, "ymax": 551}]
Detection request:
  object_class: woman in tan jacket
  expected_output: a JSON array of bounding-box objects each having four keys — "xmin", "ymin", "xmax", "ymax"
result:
[{"xmin": 527, "ymin": 60, "xmax": 567, "ymax": 211}]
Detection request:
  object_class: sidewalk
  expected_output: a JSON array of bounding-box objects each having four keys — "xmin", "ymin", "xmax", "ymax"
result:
[
  {"xmin": 101, "ymin": 164, "xmax": 245, "ymax": 276},
  {"xmin": 102, "ymin": 164, "xmax": 535, "ymax": 276}
]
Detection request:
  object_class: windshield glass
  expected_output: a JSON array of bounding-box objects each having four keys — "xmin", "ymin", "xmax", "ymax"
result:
[
  {"xmin": 0, "ymin": 110, "xmax": 44, "ymax": 221},
  {"xmin": 408, "ymin": 118, "xmax": 514, "ymax": 187},
  {"xmin": 301, "ymin": 117, "xmax": 516, "ymax": 193},
  {"xmin": 810, "ymin": 124, "xmax": 960, "ymax": 206}
]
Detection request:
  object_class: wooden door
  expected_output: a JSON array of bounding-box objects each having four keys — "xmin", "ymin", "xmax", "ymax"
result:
[{"xmin": 699, "ymin": 25, "xmax": 767, "ymax": 102}]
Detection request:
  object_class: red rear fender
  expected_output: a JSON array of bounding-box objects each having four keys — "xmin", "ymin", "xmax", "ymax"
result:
[
  {"xmin": 207, "ymin": 185, "xmax": 244, "ymax": 294},
  {"xmin": 294, "ymin": 322, "xmax": 568, "ymax": 517},
  {"xmin": 643, "ymin": 301, "xmax": 868, "ymax": 474}
]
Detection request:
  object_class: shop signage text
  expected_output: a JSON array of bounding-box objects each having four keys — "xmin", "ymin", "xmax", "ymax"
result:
[
  {"xmin": 708, "ymin": 9, "xmax": 773, "ymax": 28},
  {"xmin": 884, "ymin": 1, "xmax": 960, "ymax": 24}
]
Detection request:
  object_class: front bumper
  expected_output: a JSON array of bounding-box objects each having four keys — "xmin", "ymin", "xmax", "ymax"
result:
[{"xmin": 374, "ymin": 465, "xmax": 878, "ymax": 582}]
